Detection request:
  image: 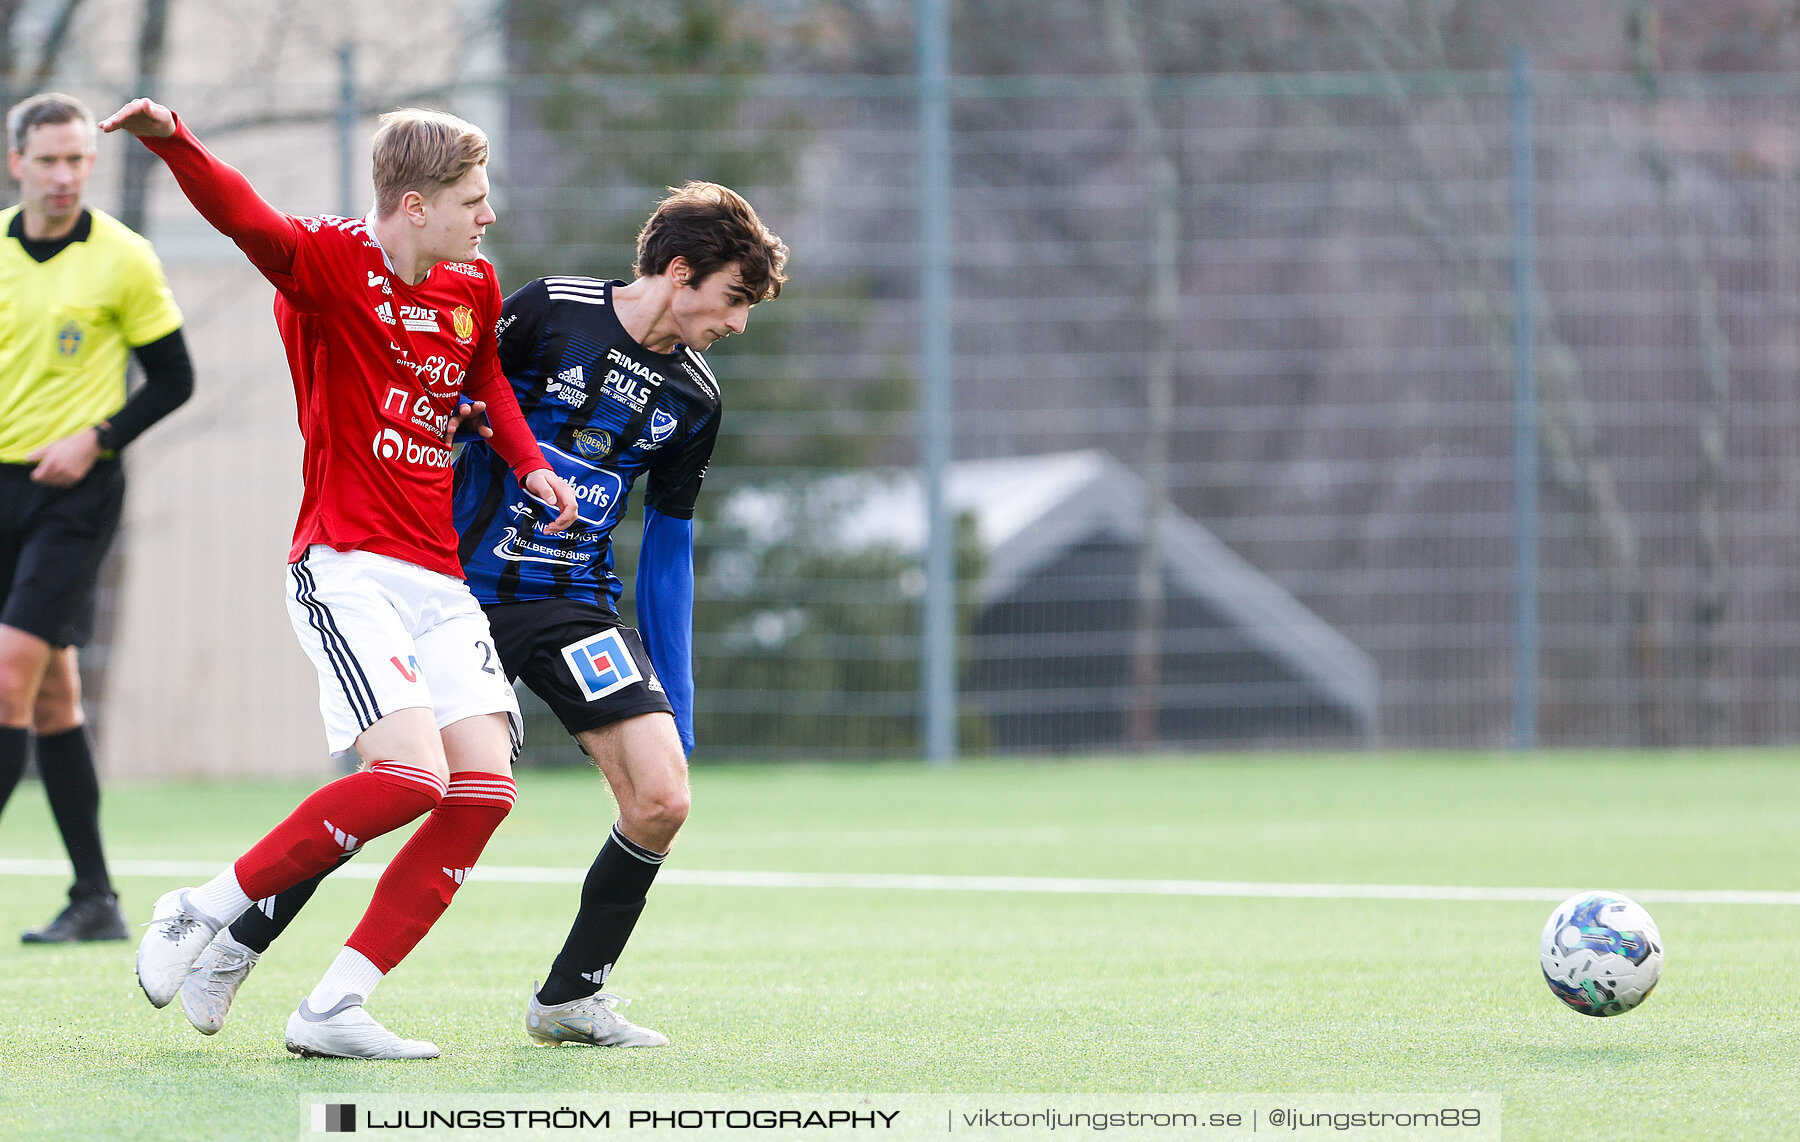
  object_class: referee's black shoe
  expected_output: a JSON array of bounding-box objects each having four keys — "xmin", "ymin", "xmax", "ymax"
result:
[{"xmin": 22, "ymin": 893, "xmax": 130, "ymax": 943}]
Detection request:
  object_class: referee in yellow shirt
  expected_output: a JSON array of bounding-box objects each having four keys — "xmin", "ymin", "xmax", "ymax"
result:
[{"xmin": 1, "ymin": 93, "xmax": 191, "ymax": 942}]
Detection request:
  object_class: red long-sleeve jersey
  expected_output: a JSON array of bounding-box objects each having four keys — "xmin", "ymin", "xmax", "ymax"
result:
[{"xmin": 141, "ymin": 117, "xmax": 548, "ymax": 578}]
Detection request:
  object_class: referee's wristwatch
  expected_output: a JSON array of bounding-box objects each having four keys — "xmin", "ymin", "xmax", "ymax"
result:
[{"xmin": 92, "ymin": 422, "xmax": 117, "ymax": 454}]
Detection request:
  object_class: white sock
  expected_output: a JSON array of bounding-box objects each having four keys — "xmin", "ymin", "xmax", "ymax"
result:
[
  {"xmin": 306, "ymin": 947, "xmax": 384, "ymax": 1013},
  {"xmin": 186, "ymin": 868, "xmax": 254, "ymax": 929}
]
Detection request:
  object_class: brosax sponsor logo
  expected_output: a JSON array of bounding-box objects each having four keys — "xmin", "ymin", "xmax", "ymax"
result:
[
  {"xmin": 372, "ymin": 429, "xmax": 453, "ymax": 469},
  {"xmin": 560, "ymin": 630, "xmax": 641, "ymax": 701}
]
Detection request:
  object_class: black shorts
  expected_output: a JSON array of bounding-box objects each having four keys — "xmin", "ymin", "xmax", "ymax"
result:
[
  {"xmin": 0, "ymin": 459, "xmax": 125, "ymax": 648},
  {"xmin": 483, "ymin": 596, "xmax": 674, "ymax": 737}
]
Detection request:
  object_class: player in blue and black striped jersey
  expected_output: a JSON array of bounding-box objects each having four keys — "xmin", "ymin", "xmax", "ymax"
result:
[{"xmin": 191, "ymin": 183, "xmax": 788, "ymax": 1050}]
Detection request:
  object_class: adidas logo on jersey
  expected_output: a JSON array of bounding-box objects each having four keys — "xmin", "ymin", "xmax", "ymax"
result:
[
  {"xmin": 374, "ymin": 301, "xmax": 396, "ymax": 325},
  {"xmin": 548, "ymin": 364, "xmax": 589, "ymax": 403},
  {"xmin": 442, "ymin": 867, "xmax": 472, "ymax": 885}
]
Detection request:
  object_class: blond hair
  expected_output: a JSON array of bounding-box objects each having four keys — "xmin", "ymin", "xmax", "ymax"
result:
[{"xmin": 370, "ymin": 108, "xmax": 489, "ymax": 217}]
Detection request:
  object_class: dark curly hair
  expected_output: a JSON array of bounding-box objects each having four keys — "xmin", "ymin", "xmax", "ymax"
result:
[{"xmin": 635, "ymin": 181, "xmax": 789, "ymax": 301}]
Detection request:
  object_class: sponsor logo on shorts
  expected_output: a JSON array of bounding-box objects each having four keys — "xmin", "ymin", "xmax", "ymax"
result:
[
  {"xmin": 391, "ymin": 655, "xmax": 420, "ymax": 683},
  {"xmin": 560, "ymin": 630, "xmax": 642, "ymax": 701}
]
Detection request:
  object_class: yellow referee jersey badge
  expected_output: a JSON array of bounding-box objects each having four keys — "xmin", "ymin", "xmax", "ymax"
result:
[
  {"xmin": 57, "ymin": 321, "xmax": 83, "ymax": 358},
  {"xmin": 451, "ymin": 305, "xmax": 475, "ymax": 343}
]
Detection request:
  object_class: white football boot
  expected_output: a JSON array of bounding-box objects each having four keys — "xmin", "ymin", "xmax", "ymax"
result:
[
  {"xmin": 284, "ymin": 997, "xmax": 440, "ymax": 1060},
  {"xmin": 525, "ymin": 984, "xmax": 669, "ymax": 1047},
  {"xmin": 136, "ymin": 890, "xmax": 222, "ymax": 1008},
  {"xmin": 179, "ymin": 933, "xmax": 261, "ymax": 1034}
]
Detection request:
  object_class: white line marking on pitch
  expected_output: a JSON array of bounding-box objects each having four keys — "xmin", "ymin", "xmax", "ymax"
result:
[{"xmin": 0, "ymin": 857, "xmax": 1795, "ymax": 905}]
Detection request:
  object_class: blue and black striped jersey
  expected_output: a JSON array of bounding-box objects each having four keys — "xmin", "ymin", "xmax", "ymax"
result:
[{"xmin": 453, "ymin": 276, "xmax": 721, "ymax": 612}]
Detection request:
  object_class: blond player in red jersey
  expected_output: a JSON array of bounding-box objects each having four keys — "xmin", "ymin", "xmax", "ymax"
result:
[{"xmin": 103, "ymin": 97, "xmax": 578, "ymax": 1059}]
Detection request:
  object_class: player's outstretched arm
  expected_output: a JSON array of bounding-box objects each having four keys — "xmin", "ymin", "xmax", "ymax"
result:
[
  {"xmin": 99, "ymin": 97, "xmax": 174, "ymax": 138},
  {"xmin": 100, "ymin": 98, "xmax": 299, "ymax": 274}
]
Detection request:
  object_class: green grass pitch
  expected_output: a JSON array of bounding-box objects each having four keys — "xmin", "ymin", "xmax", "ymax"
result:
[{"xmin": 1, "ymin": 752, "xmax": 1798, "ymax": 1139}]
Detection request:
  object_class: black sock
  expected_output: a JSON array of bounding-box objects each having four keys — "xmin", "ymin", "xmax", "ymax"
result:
[
  {"xmin": 0, "ymin": 726, "xmax": 25, "ymax": 819},
  {"xmin": 35, "ymin": 727, "xmax": 112, "ymax": 900},
  {"xmin": 227, "ymin": 847, "xmax": 358, "ymax": 953},
  {"xmin": 538, "ymin": 822, "xmax": 666, "ymax": 1006}
]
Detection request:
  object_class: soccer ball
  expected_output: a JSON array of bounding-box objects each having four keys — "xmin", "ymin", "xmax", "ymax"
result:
[{"xmin": 1539, "ymin": 891, "xmax": 1663, "ymax": 1017}]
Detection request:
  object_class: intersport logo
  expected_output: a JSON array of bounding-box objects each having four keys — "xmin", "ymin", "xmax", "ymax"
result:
[{"xmin": 372, "ymin": 428, "xmax": 453, "ymax": 469}]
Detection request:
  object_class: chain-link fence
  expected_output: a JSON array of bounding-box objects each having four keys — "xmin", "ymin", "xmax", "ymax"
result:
[
  {"xmin": 486, "ymin": 67, "xmax": 1800, "ymax": 758},
  {"xmin": 69, "ymin": 61, "xmax": 1800, "ymax": 766}
]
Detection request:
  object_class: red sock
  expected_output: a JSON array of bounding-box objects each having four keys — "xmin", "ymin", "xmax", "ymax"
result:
[
  {"xmin": 233, "ymin": 760, "xmax": 446, "ymax": 900},
  {"xmin": 346, "ymin": 772, "xmax": 516, "ymax": 972}
]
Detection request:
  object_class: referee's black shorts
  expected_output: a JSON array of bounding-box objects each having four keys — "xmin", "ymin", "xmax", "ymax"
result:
[
  {"xmin": 483, "ymin": 596, "xmax": 674, "ymax": 738},
  {"xmin": 0, "ymin": 459, "xmax": 124, "ymax": 649}
]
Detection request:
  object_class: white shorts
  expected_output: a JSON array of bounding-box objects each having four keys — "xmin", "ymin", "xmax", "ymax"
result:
[{"xmin": 285, "ymin": 545, "xmax": 521, "ymax": 759}]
